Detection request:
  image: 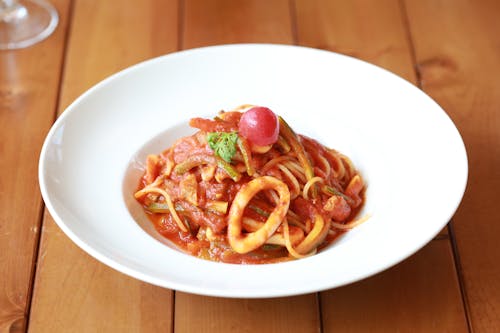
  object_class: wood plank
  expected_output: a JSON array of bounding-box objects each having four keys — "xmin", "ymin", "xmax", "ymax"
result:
[
  {"xmin": 320, "ymin": 240, "xmax": 468, "ymax": 332},
  {"xmin": 404, "ymin": 0, "xmax": 500, "ymax": 331},
  {"xmin": 28, "ymin": 1, "xmax": 178, "ymax": 331},
  {"xmin": 0, "ymin": 1, "xmax": 70, "ymax": 332},
  {"xmin": 183, "ymin": 0, "xmax": 294, "ymax": 48},
  {"xmin": 175, "ymin": 293, "xmax": 319, "ymax": 333},
  {"xmin": 294, "ymin": 1, "xmax": 468, "ymax": 331},
  {"xmin": 175, "ymin": 2, "xmax": 319, "ymax": 333},
  {"xmin": 29, "ymin": 225, "xmax": 173, "ymax": 332},
  {"xmin": 295, "ymin": 0, "xmax": 417, "ymax": 82},
  {"xmin": 58, "ymin": 0, "xmax": 178, "ymax": 109}
]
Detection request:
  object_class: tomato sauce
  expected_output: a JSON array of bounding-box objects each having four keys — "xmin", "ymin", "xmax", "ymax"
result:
[{"xmin": 135, "ymin": 109, "xmax": 366, "ymax": 264}]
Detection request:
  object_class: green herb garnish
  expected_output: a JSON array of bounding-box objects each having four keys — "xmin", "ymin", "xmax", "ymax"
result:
[{"xmin": 207, "ymin": 131, "xmax": 238, "ymax": 163}]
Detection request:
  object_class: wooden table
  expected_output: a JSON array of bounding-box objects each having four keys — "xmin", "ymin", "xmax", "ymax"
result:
[{"xmin": 1, "ymin": 0, "xmax": 499, "ymax": 332}]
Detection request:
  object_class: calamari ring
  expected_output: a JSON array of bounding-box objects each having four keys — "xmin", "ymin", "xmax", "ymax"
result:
[{"xmin": 228, "ymin": 176, "xmax": 290, "ymax": 254}]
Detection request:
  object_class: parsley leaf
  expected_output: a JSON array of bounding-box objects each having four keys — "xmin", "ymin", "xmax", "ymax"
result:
[{"xmin": 207, "ymin": 131, "xmax": 238, "ymax": 163}]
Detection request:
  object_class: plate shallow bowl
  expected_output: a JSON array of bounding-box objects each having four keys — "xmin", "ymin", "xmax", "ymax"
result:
[{"xmin": 39, "ymin": 44, "xmax": 467, "ymax": 298}]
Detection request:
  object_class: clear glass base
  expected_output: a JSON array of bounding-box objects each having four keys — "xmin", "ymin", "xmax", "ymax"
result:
[{"xmin": 0, "ymin": 0, "xmax": 58, "ymax": 50}]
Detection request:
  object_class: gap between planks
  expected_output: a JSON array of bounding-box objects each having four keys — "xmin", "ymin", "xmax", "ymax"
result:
[
  {"xmin": 398, "ymin": 0, "xmax": 472, "ymax": 331},
  {"xmin": 24, "ymin": 0, "xmax": 76, "ymax": 332}
]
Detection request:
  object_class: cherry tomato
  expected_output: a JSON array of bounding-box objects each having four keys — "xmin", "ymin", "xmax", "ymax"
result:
[{"xmin": 238, "ymin": 106, "xmax": 279, "ymax": 146}]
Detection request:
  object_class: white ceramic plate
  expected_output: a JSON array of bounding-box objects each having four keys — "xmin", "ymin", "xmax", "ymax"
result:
[{"xmin": 39, "ymin": 44, "xmax": 467, "ymax": 298}]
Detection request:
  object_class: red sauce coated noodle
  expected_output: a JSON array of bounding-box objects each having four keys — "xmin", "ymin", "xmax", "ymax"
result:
[{"xmin": 134, "ymin": 106, "xmax": 367, "ymax": 264}]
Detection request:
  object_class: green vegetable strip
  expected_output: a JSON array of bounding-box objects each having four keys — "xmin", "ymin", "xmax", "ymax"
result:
[
  {"xmin": 248, "ymin": 204, "xmax": 270, "ymax": 217},
  {"xmin": 174, "ymin": 154, "xmax": 241, "ymax": 182},
  {"xmin": 322, "ymin": 185, "xmax": 353, "ymax": 204},
  {"xmin": 276, "ymin": 135, "xmax": 291, "ymax": 153},
  {"xmin": 216, "ymin": 157, "xmax": 241, "ymax": 182},
  {"xmin": 206, "ymin": 200, "xmax": 229, "ymax": 214},
  {"xmin": 237, "ymin": 137, "xmax": 255, "ymax": 176},
  {"xmin": 278, "ymin": 116, "xmax": 316, "ymax": 196},
  {"xmin": 146, "ymin": 202, "xmax": 170, "ymax": 213},
  {"xmin": 262, "ymin": 244, "xmax": 281, "ymax": 251},
  {"xmin": 174, "ymin": 154, "xmax": 214, "ymax": 174}
]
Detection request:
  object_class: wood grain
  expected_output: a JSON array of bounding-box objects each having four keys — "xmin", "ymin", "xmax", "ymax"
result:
[
  {"xmin": 58, "ymin": 0, "xmax": 178, "ymax": 110},
  {"xmin": 405, "ymin": 0, "xmax": 500, "ymax": 331},
  {"xmin": 183, "ymin": 0, "xmax": 294, "ymax": 48},
  {"xmin": 29, "ymin": 228, "xmax": 173, "ymax": 332},
  {"xmin": 321, "ymin": 240, "xmax": 468, "ymax": 332},
  {"xmin": 295, "ymin": 0, "xmax": 417, "ymax": 83},
  {"xmin": 175, "ymin": 2, "xmax": 319, "ymax": 332},
  {"xmin": 175, "ymin": 293, "xmax": 319, "ymax": 333},
  {"xmin": 0, "ymin": 1, "xmax": 70, "ymax": 332},
  {"xmin": 28, "ymin": 1, "xmax": 178, "ymax": 332},
  {"xmin": 294, "ymin": 1, "xmax": 468, "ymax": 331}
]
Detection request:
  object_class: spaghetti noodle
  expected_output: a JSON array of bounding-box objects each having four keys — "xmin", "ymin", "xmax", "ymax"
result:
[{"xmin": 134, "ymin": 106, "xmax": 367, "ymax": 264}]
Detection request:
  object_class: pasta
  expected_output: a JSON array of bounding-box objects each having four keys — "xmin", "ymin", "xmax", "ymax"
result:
[{"xmin": 134, "ymin": 106, "xmax": 367, "ymax": 264}]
